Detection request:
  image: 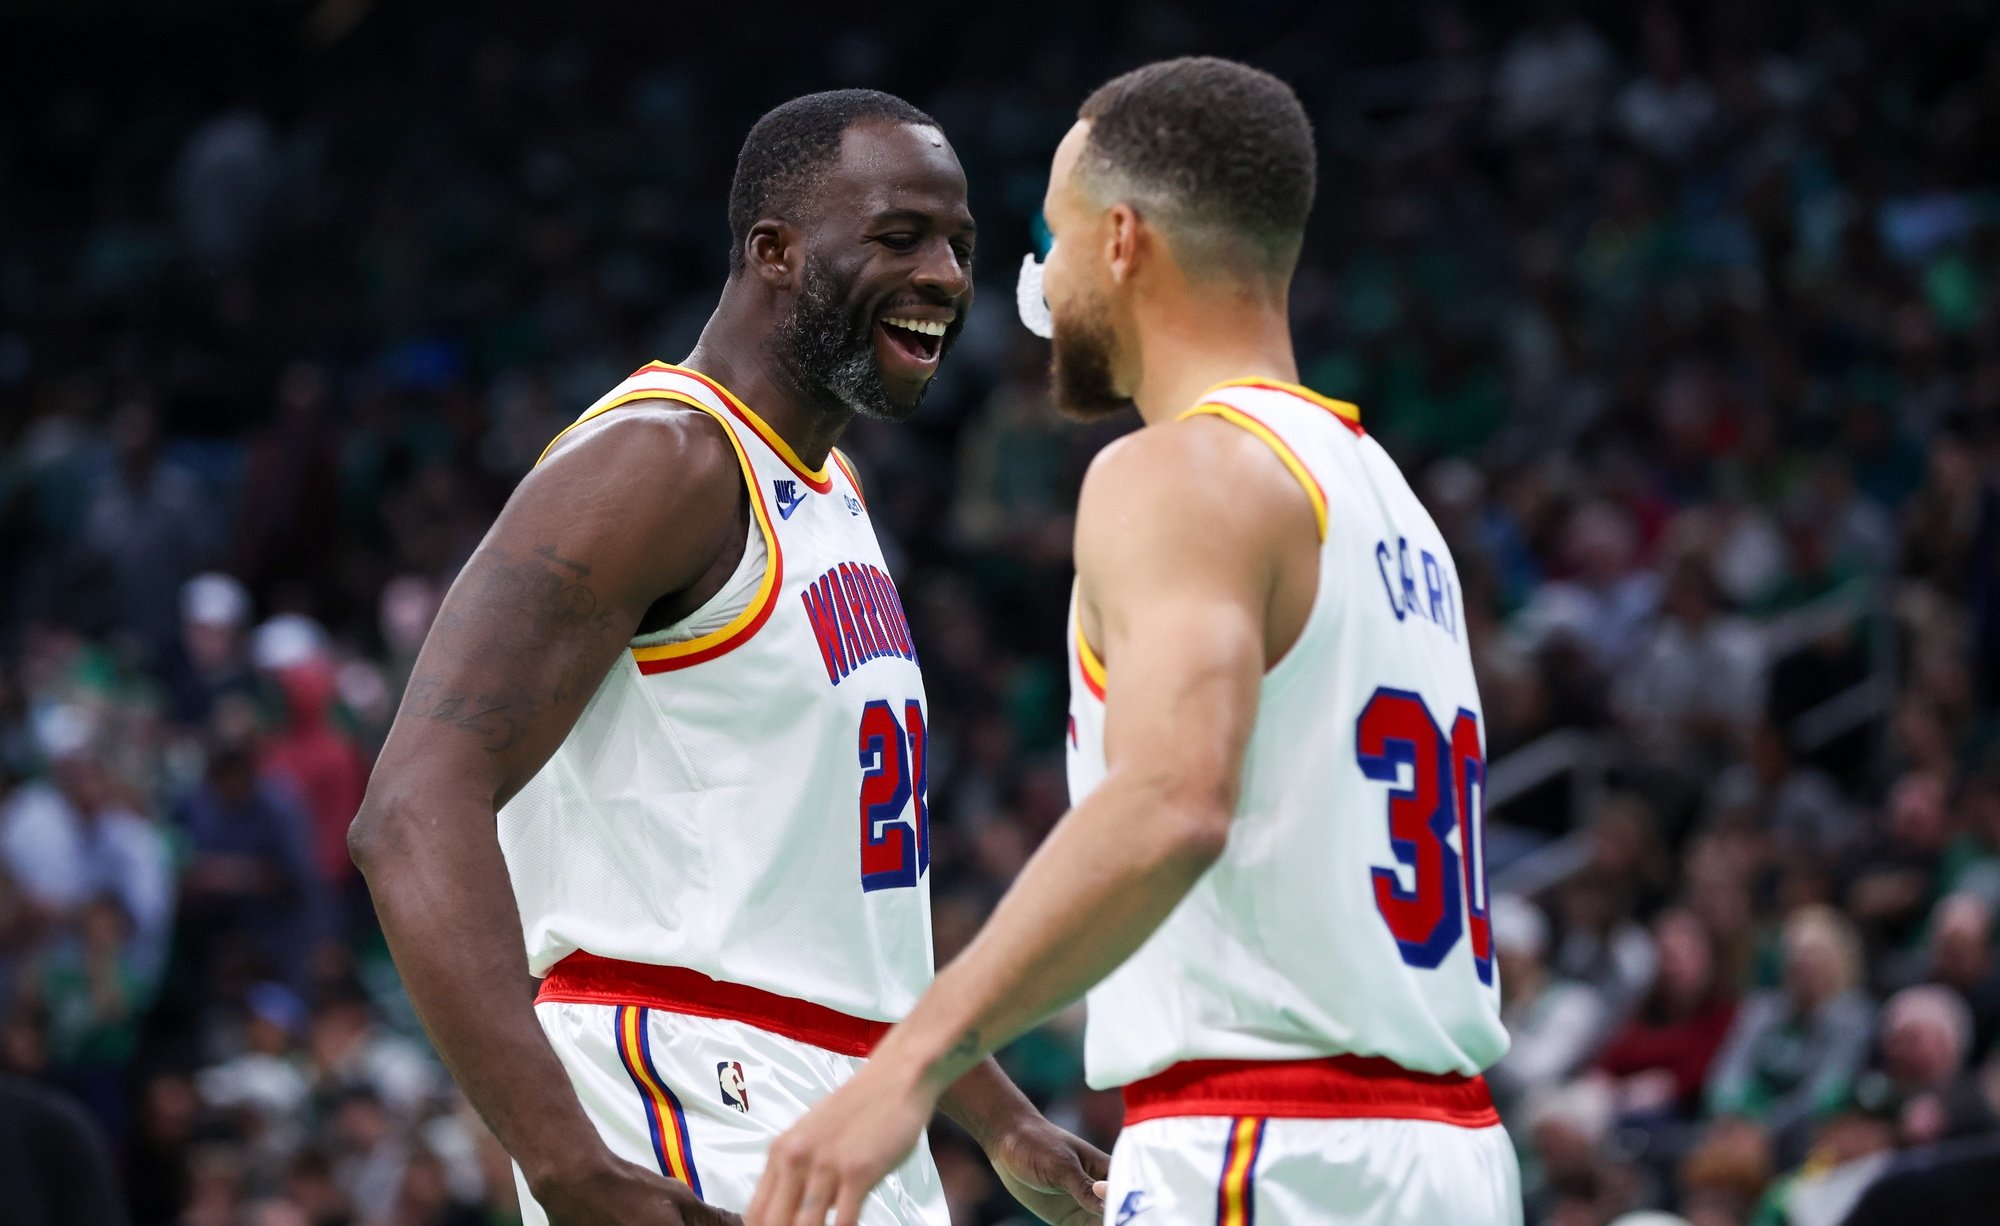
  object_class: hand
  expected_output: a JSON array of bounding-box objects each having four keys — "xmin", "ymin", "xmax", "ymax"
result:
[
  {"xmin": 533, "ymin": 1152, "xmax": 742, "ymax": 1226},
  {"xmin": 984, "ymin": 1115, "xmax": 1110, "ymax": 1226},
  {"xmin": 749, "ymin": 1060, "xmax": 935, "ymax": 1226}
]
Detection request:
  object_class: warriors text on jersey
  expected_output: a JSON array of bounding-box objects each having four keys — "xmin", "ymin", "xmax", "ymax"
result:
[
  {"xmin": 1067, "ymin": 378, "xmax": 1510, "ymax": 1092},
  {"xmin": 497, "ymin": 362, "xmax": 934, "ymax": 1026}
]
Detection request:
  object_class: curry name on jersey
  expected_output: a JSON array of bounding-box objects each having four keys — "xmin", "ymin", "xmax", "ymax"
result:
[{"xmin": 1067, "ymin": 378, "xmax": 1511, "ymax": 1089}]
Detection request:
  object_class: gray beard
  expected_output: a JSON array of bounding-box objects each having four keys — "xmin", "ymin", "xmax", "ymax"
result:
[{"xmin": 773, "ymin": 260, "xmax": 897, "ymax": 420}]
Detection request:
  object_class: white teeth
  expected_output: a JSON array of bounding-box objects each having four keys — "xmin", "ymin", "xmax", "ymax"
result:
[{"xmin": 884, "ymin": 317, "xmax": 948, "ymax": 337}]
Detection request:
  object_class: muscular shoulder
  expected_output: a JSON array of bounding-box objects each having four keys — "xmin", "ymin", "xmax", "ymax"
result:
[
  {"xmin": 535, "ymin": 401, "xmax": 738, "ymax": 499},
  {"xmin": 497, "ymin": 402, "xmax": 746, "ymax": 613},
  {"xmin": 1075, "ymin": 415, "xmax": 1317, "ymax": 579},
  {"xmin": 532, "ymin": 402, "xmax": 739, "ymax": 526}
]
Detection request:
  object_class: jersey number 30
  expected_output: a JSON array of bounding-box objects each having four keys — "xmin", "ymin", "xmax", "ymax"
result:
[
  {"xmin": 858, "ymin": 699, "xmax": 930, "ymax": 892},
  {"xmin": 1355, "ymin": 689, "xmax": 1493, "ymax": 984}
]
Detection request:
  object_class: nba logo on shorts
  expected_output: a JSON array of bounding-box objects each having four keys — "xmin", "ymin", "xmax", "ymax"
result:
[{"xmin": 717, "ymin": 1060, "xmax": 750, "ymax": 1112}]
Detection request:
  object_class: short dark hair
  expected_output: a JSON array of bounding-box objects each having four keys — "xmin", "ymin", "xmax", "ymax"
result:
[
  {"xmin": 727, "ymin": 89, "xmax": 939, "ymax": 270},
  {"xmin": 1078, "ymin": 57, "xmax": 1316, "ymax": 276}
]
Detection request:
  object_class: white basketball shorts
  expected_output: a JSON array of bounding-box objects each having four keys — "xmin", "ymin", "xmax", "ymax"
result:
[
  {"xmin": 1106, "ymin": 1114, "xmax": 1521, "ymax": 1226},
  {"xmin": 514, "ymin": 995, "xmax": 948, "ymax": 1225},
  {"xmin": 1107, "ymin": 1054, "xmax": 1521, "ymax": 1225}
]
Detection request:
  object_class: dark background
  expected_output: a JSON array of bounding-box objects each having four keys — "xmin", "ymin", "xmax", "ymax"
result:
[{"xmin": 2, "ymin": 1, "xmax": 1999, "ymax": 1223}]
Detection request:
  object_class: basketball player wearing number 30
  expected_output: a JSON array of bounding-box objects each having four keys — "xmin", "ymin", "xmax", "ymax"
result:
[
  {"xmin": 349, "ymin": 91, "xmax": 1106, "ymax": 1226},
  {"xmin": 752, "ymin": 60, "xmax": 1520, "ymax": 1226}
]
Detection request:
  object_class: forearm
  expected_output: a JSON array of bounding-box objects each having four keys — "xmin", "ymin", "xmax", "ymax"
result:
[
  {"xmin": 937, "ymin": 1058, "xmax": 1039, "ymax": 1148},
  {"xmin": 352, "ymin": 790, "xmax": 607, "ymax": 1188},
  {"xmin": 881, "ymin": 776, "xmax": 1223, "ymax": 1095}
]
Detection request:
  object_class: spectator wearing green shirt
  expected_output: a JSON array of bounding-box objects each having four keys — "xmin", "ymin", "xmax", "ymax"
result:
[
  {"xmin": 31, "ymin": 895, "xmax": 145, "ymax": 1138},
  {"xmin": 1707, "ymin": 906, "xmax": 1877, "ymax": 1165}
]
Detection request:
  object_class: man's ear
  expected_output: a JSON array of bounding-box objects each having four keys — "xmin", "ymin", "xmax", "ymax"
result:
[
  {"xmin": 745, "ymin": 219, "xmax": 801, "ymax": 290},
  {"xmin": 1105, "ymin": 204, "xmax": 1141, "ymax": 286}
]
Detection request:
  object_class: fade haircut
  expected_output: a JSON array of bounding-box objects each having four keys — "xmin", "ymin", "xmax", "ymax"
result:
[
  {"xmin": 727, "ymin": 89, "xmax": 940, "ymax": 271},
  {"xmin": 1077, "ymin": 57, "xmax": 1316, "ymax": 279}
]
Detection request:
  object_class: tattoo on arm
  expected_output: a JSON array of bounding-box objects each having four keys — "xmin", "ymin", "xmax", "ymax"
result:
[
  {"xmin": 401, "ymin": 676, "xmax": 544, "ymax": 754},
  {"xmin": 401, "ymin": 544, "xmax": 629, "ymax": 753},
  {"xmin": 932, "ymin": 1028, "xmax": 984, "ymax": 1082},
  {"xmin": 532, "ymin": 543, "xmax": 591, "ymax": 577}
]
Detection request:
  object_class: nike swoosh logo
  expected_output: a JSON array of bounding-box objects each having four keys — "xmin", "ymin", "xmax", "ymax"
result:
[{"xmin": 776, "ymin": 490, "xmax": 806, "ymax": 519}]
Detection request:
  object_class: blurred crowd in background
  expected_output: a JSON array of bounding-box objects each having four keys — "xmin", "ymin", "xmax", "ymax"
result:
[{"xmin": 3, "ymin": 1, "xmax": 2000, "ymax": 1223}]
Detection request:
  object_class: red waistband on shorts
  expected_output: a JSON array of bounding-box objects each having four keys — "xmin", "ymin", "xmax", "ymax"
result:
[
  {"xmin": 1121, "ymin": 1054, "xmax": 1500, "ymax": 1128},
  {"xmin": 534, "ymin": 952, "xmax": 891, "ymax": 1058}
]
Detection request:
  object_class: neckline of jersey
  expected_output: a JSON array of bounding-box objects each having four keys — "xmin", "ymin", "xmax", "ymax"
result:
[
  {"xmin": 638, "ymin": 361, "xmax": 835, "ymax": 491},
  {"xmin": 1199, "ymin": 377, "xmax": 1362, "ymax": 427}
]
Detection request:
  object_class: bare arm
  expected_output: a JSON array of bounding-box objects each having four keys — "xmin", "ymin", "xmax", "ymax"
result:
[
  {"xmin": 349, "ymin": 407, "xmax": 745, "ymax": 1225},
  {"xmin": 879, "ymin": 419, "xmax": 1304, "ymax": 1085},
  {"xmin": 751, "ymin": 419, "xmax": 1319, "ymax": 1226}
]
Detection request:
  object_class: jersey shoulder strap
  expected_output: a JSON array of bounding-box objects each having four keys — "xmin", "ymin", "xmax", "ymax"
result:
[
  {"xmin": 532, "ymin": 363, "xmax": 784, "ymax": 675},
  {"xmin": 1176, "ymin": 376, "xmax": 1363, "ymax": 544}
]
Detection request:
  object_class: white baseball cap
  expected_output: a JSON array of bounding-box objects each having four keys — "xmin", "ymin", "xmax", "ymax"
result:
[
  {"xmin": 252, "ymin": 613, "xmax": 330, "ymax": 671},
  {"xmin": 182, "ymin": 572, "xmax": 251, "ymax": 629}
]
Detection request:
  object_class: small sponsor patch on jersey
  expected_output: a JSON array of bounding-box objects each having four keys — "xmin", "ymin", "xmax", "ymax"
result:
[
  {"xmin": 717, "ymin": 1060, "xmax": 749, "ymax": 1112},
  {"xmin": 774, "ymin": 479, "xmax": 807, "ymax": 520},
  {"xmin": 844, "ymin": 493, "xmax": 864, "ymax": 516}
]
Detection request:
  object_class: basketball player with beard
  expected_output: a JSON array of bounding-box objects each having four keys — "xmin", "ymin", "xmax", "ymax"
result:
[
  {"xmin": 754, "ymin": 61, "xmax": 1518, "ymax": 1226},
  {"xmin": 350, "ymin": 91, "xmax": 1107, "ymax": 1226}
]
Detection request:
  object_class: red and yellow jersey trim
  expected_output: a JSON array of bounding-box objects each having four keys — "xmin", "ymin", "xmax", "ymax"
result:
[
  {"xmin": 615, "ymin": 1004, "xmax": 703, "ymax": 1195},
  {"xmin": 1177, "ymin": 402, "xmax": 1329, "ymax": 542},
  {"xmin": 1216, "ymin": 1116, "xmax": 1265, "ymax": 1226},
  {"xmin": 635, "ymin": 361, "xmax": 834, "ymax": 493},
  {"xmin": 535, "ymin": 388, "xmax": 691, "ymax": 467},
  {"xmin": 1075, "ymin": 599, "xmax": 1108, "ymax": 702},
  {"xmin": 530, "ymin": 383, "xmax": 783, "ymax": 674},
  {"xmin": 625, "ymin": 395, "xmax": 783, "ymax": 675},
  {"xmin": 830, "ymin": 447, "xmax": 866, "ymax": 509},
  {"xmin": 1203, "ymin": 376, "xmax": 1364, "ymax": 435}
]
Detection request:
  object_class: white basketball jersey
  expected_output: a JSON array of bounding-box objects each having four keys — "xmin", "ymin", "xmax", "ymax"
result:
[
  {"xmin": 499, "ymin": 363, "xmax": 933, "ymax": 1021},
  {"xmin": 1069, "ymin": 379, "xmax": 1509, "ymax": 1088}
]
